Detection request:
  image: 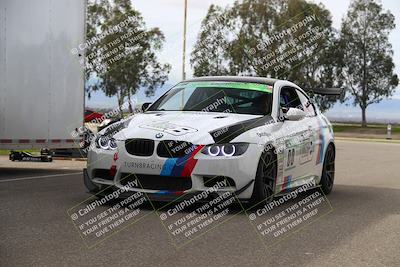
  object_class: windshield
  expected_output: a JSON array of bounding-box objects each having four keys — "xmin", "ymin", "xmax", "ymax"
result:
[{"xmin": 148, "ymin": 81, "xmax": 273, "ymax": 115}]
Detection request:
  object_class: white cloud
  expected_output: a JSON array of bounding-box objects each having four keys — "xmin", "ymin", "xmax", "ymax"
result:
[{"xmin": 391, "ymin": 90, "xmax": 400, "ymax": 100}]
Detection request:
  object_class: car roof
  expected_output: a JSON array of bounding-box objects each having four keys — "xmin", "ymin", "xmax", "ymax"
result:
[{"xmin": 183, "ymin": 76, "xmax": 278, "ymax": 86}]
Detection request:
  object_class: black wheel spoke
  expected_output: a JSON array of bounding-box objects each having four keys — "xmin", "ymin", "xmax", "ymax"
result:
[
  {"xmin": 260, "ymin": 151, "xmax": 277, "ymax": 199},
  {"xmin": 322, "ymin": 146, "xmax": 335, "ymax": 191},
  {"xmin": 327, "ymin": 173, "xmax": 333, "ymax": 186}
]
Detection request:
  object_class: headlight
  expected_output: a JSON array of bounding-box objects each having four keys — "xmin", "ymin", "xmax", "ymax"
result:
[
  {"xmin": 96, "ymin": 136, "xmax": 118, "ymax": 150},
  {"xmin": 94, "ymin": 117, "xmax": 133, "ymax": 151},
  {"xmin": 221, "ymin": 144, "xmax": 235, "ymax": 156},
  {"xmin": 109, "ymin": 138, "xmax": 118, "ymax": 150},
  {"xmin": 201, "ymin": 143, "xmax": 248, "ymax": 157}
]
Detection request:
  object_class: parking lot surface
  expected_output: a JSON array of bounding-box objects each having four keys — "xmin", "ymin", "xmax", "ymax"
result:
[{"xmin": 1, "ymin": 140, "xmax": 399, "ymax": 266}]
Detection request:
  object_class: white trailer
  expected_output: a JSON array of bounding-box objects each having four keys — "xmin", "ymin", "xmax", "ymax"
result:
[{"xmin": 0, "ymin": 0, "xmax": 86, "ymax": 150}]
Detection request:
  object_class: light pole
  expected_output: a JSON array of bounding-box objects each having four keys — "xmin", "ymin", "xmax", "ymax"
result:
[
  {"xmin": 182, "ymin": 0, "xmax": 188, "ymax": 80},
  {"xmin": 181, "ymin": 0, "xmax": 188, "ymax": 109}
]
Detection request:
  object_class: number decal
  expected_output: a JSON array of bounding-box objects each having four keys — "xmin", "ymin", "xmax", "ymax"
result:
[{"xmin": 287, "ymin": 148, "xmax": 295, "ymax": 167}]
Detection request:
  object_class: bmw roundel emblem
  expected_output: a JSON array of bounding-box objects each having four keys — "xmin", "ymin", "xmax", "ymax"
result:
[{"xmin": 155, "ymin": 133, "xmax": 164, "ymax": 139}]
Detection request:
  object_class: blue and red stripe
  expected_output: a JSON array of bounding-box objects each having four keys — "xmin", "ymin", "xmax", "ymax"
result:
[
  {"xmin": 160, "ymin": 145, "xmax": 204, "ymax": 177},
  {"xmin": 282, "ymin": 175, "xmax": 292, "ymax": 191}
]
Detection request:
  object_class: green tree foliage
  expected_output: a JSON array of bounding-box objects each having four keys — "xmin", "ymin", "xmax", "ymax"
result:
[
  {"xmin": 85, "ymin": 0, "xmax": 171, "ymax": 116},
  {"xmin": 191, "ymin": 5, "xmax": 232, "ymax": 76},
  {"xmin": 338, "ymin": 0, "xmax": 398, "ymax": 127},
  {"xmin": 191, "ymin": 0, "xmax": 344, "ymax": 111}
]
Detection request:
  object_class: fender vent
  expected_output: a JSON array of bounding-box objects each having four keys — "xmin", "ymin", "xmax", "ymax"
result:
[
  {"xmin": 93, "ymin": 169, "xmax": 114, "ymax": 181},
  {"xmin": 120, "ymin": 174, "xmax": 192, "ymax": 191},
  {"xmin": 125, "ymin": 139, "xmax": 154, "ymax": 156}
]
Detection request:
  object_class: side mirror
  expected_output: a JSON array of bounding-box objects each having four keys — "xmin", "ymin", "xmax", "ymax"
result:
[
  {"xmin": 285, "ymin": 108, "xmax": 306, "ymax": 121},
  {"xmin": 141, "ymin": 102, "xmax": 152, "ymax": 112}
]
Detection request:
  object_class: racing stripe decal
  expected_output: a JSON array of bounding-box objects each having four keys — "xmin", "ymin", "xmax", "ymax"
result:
[
  {"xmin": 155, "ymin": 190, "xmax": 185, "ymax": 196},
  {"xmin": 282, "ymin": 175, "xmax": 292, "ymax": 191},
  {"xmin": 181, "ymin": 145, "xmax": 204, "ymax": 177},
  {"xmin": 161, "ymin": 145, "xmax": 204, "ymax": 177},
  {"xmin": 209, "ymin": 115, "xmax": 274, "ymax": 144},
  {"xmin": 160, "ymin": 158, "xmax": 178, "ymax": 176},
  {"xmin": 171, "ymin": 154, "xmax": 191, "ymax": 177}
]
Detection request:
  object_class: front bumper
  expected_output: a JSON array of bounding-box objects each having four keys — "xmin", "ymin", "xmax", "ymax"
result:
[{"xmin": 85, "ymin": 143, "xmax": 263, "ymax": 200}]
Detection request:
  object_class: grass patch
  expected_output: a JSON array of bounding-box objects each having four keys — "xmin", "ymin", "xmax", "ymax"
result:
[
  {"xmin": 0, "ymin": 149, "xmax": 40, "ymax": 156},
  {"xmin": 333, "ymin": 124, "xmax": 400, "ymax": 134}
]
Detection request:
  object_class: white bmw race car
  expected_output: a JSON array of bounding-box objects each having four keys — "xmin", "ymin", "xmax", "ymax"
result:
[{"xmin": 84, "ymin": 76, "xmax": 339, "ymax": 205}]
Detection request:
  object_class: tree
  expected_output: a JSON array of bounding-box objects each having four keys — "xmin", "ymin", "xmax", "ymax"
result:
[
  {"xmin": 85, "ymin": 0, "xmax": 171, "ymax": 116},
  {"xmin": 339, "ymin": 0, "xmax": 398, "ymax": 127},
  {"xmin": 190, "ymin": 5, "xmax": 232, "ymax": 76},
  {"xmin": 190, "ymin": 0, "xmax": 341, "ymax": 112}
]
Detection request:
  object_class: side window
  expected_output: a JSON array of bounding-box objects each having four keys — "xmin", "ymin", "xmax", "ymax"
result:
[
  {"xmin": 296, "ymin": 90, "xmax": 316, "ymax": 117},
  {"xmin": 280, "ymin": 87, "xmax": 302, "ymax": 113}
]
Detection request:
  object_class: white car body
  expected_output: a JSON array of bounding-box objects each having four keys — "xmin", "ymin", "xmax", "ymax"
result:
[{"xmin": 84, "ymin": 77, "xmax": 335, "ymax": 202}]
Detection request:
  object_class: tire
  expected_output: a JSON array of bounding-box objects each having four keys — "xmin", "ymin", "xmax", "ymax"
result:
[
  {"xmin": 250, "ymin": 149, "xmax": 277, "ymax": 205},
  {"xmin": 320, "ymin": 144, "xmax": 335, "ymax": 194},
  {"xmin": 83, "ymin": 169, "xmax": 100, "ymax": 194}
]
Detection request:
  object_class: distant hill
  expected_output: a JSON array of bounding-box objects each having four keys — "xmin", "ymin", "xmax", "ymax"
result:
[
  {"xmin": 85, "ymin": 83, "xmax": 174, "ymax": 110},
  {"xmin": 86, "ymin": 83, "xmax": 400, "ymax": 124},
  {"xmin": 324, "ymin": 98, "xmax": 400, "ymax": 124}
]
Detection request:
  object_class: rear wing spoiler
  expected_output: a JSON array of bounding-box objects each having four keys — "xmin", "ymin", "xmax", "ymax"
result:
[{"xmin": 305, "ymin": 88, "xmax": 344, "ymax": 96}]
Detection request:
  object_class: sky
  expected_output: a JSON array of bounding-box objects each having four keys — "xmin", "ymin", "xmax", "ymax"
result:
[{"xmin": 87, "ymin": 0, "xmax": 400, "ymax": 121}]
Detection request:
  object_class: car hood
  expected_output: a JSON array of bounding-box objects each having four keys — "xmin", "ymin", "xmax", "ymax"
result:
[{"xmin": 114, "ymin": 111, "xmax": 263, "ymax": 144}]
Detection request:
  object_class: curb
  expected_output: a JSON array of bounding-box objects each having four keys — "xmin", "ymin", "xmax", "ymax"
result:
[
  {"xmin": 53, "ymin": 157, "xmax": 87, "ymax": 161},
  {"xmin": 335, "ymin": 137, "xmax": 400, "ymax": 144}
]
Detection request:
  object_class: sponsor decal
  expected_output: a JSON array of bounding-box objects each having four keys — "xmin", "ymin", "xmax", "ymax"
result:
[
  {"xmin": 299, "ymin": 139, "xmax": 313, "ymax": 165},
  {"xmin": 286, "ymin": 148, "xmax": 295, "ymax": 169},
  {"xmin": 124, "ymin": 161, "xmax": 163, "ymax": 171},
  {"xmin": 178, "ymin": 81, "xmax": 273, "ymax": 93},
  {"xmin": 277, "ymin": 153, "xmax": 285, "ymax": 185},
  {"xmin": 256, "ymin": 132, "xmax": 270, "ymax": 138},
  {"xmin": 140, "ymin": 122, "xmax": 198, "ymax": 136},
  {"xmin": 316, "ymin": 118, "xmax": 325, "ymax": 165},
  {"xmin": 211, "ymin": 126, "xmax": 229, "ymax": 139}
]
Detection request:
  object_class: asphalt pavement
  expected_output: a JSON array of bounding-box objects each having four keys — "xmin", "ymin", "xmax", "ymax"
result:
[{"xmin": 1, "ymin": 140, "xmax": 399, "ymax": 266}]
